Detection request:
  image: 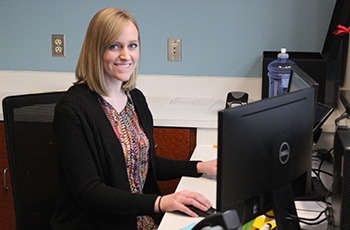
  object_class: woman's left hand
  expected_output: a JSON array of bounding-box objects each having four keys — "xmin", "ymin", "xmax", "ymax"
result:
[{"xmin": 196, "ymin": 159, "xmax": 217, "ymax": 175}]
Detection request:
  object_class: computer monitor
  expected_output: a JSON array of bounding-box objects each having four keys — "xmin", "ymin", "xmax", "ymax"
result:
[
  {"xmin": 288, "ymin": 65, "xmax": 333, "ymax": 143},
  {"xmin": 288, "ymin": 65, "xmax": 319, "ymax": 97},
  {"xmin": 217, "ymin": 86, "xmax": 315, "ymax": 229}
]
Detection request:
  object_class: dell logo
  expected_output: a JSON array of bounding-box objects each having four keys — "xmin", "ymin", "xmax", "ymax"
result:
[{"xmin": 279, "ymin": 142, "xmax": 290, "ymax": 164}]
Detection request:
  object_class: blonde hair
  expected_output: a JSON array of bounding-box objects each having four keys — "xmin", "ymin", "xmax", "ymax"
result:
[{"xmin": 75, "ymin": 7, "xmax": 140, "ymax": 95}]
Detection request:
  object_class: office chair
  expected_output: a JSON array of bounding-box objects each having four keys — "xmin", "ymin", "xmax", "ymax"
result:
[{"xmin": 2, "ymin": 91, "xmax": 65, "ymax": 230}]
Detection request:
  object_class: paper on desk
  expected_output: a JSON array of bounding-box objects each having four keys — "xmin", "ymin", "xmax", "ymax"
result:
[
  {"xmin": 164, "ymin": 97, "xmax": 225, "ymax": 111},
  {"xmin": 207, "ymin": 99, "xmax": 225, "ymax": 111}
]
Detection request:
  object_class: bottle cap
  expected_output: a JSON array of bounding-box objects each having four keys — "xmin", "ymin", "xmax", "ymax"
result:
[{"xmin": 278, "ymin": 48, "xmax": 289, "ymax": 59}]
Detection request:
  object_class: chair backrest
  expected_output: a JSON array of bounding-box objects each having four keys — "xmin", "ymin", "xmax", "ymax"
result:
[{"xmin": 2, "ymin": 91, "xmax": 65, "ymax": 230}]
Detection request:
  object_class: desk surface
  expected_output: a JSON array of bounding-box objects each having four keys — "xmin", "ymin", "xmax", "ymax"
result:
[
  {"xmin": 158, "ymin": 145, "xmax": 217, "ymax": 230},
  {"xmin": 146, "ymin": 97, "xmax": 220, "ymax": 128},
  {"xmin": 158, "ymin": 145, "xmax": 330, "ymax": 230}
]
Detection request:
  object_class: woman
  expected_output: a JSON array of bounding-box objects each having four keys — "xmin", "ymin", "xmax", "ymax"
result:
[{"xmin": 50, "ymin": 7, "xmax": 216, "ymax": 230}]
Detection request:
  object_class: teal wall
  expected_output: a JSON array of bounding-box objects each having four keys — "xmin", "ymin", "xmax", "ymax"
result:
[{"xmin": 0, "ymin": 0, "xmax": 335, "ymax": 78}]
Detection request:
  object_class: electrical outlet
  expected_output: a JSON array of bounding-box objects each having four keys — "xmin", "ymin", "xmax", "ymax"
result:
[
  {"xmin": 52, "ymin": 34, "xmax": 65, "ymax": 57},
  {"xmin": 168, "ymin": 38, "xmax": 182, "ymax": 61}
]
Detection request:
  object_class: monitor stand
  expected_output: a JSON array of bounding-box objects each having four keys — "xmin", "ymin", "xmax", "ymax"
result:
[
  {"xmin": 296, "ymin": 177, "xmax": 330, "ymax": 201},
  {"xmin": 272, "ymin": 183, "xmax": 301, "ymax": 230}
]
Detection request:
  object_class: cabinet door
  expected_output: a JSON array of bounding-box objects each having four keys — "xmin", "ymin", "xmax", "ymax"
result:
[
  {"xmin": 154, "ymin": 127, "xmax": 196, "ymax": 195},
  {"xmin": 0, "ymin": 122, "xmax": 16, "ymax": 229},
  {"xmin": 0, "ymin": 158, "xmax": 16, "ymax": 230}
]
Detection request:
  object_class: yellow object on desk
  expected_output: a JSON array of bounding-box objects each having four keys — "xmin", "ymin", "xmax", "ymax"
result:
[{"xmin": 250, "ymin": 213, "xmax": 276, "ymax": 230}]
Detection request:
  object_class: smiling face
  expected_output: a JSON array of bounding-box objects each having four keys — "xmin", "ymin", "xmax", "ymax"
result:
[{"xmin": 102, "ymin": 20, "xmax": 140, "ymax": 87}]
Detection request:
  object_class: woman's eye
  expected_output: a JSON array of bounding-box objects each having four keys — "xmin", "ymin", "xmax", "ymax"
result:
[
  {"xmin": 129, "ymin": 43, "xmax": 138, "ymax": 49},
  {"xmin": 110, "ymin": 44, "xmax": 120, "ymax": 50}
]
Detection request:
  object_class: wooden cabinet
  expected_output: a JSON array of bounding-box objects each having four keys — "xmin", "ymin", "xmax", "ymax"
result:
[
  {"xmin": 154, "ymin": 127, "xmax": 196, "ymax": 195},
  {"xmin": 0, "ymin": 122, "xmax": 16, "ymax": 229}
]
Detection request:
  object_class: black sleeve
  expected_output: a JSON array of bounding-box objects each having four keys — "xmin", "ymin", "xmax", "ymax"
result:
[{"xmin": 155, "ymin": 155, "xmax": 202, "ymax": 181}]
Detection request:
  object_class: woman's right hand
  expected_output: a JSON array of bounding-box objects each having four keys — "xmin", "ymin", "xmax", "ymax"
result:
[{"xmin": 155, "ymin": 190, "xmax": 213, "ymax": 217}]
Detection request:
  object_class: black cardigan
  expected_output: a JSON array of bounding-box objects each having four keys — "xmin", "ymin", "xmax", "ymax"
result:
[{"xmin": 50, "ymin": 84, "xmax": 201, "ymax": 230}]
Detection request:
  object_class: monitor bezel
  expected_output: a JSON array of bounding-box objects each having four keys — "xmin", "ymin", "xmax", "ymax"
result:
[{"xmin": 288, "ymin": 65, "xmax": 319, "ymax": 95}]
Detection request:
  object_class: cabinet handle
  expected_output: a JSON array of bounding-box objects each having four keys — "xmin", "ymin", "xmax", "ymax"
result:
[{"xmin": 3, "ymin": 168, "xmax": 9, "ymax": 190}]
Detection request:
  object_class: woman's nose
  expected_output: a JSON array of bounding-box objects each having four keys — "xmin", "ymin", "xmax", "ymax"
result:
[{"xmin": 119, "ymin": 48, "xmax": 130, "ymax": 60}]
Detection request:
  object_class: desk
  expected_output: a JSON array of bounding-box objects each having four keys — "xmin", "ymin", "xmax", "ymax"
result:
[
  {"xmin": 158, "ymin": 145, "xmax": 217, "ymax": 230},
  {"xmin": 158, "ymin": 145, "xmax": 331, "ymax": 230}
]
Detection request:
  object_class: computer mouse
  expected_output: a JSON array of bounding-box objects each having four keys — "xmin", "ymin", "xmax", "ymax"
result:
[{"xmin": 185, "ymin": 205, "xmax": 216, "ymax": 217}]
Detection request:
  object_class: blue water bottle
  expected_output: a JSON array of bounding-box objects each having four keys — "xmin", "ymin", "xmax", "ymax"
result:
[{"xmin": 268, "ymin": 48, "xmax": 296, "ymax": 97}]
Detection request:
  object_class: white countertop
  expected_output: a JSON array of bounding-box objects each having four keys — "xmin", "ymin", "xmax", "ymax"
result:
[
  {"xmin": 147, "ymin": 96, "xmax": 223, "ymax": 128},
  {"xmin": 158, "ymin": 145, "xmax": 217, "ymax": 230}
]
